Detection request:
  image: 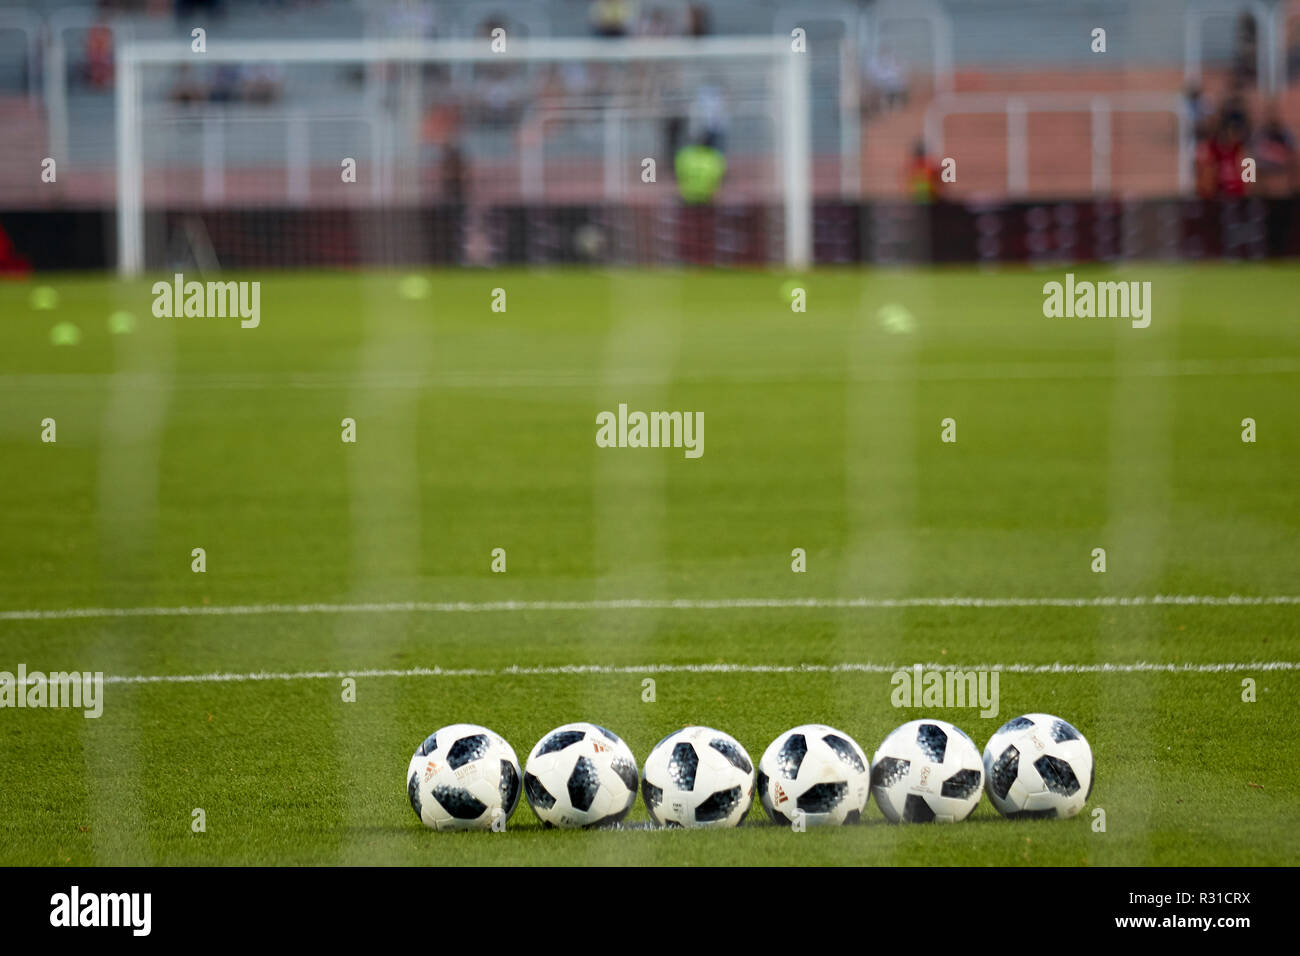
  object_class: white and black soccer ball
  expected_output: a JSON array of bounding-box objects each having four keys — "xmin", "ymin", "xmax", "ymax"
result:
[
  {"xmin": 523, "ymin": 722, "xmax": 639, "ymax": 828},
  {"xmin": 871, "ymin": 719, "xmax": 984, "ymax": 823},
  {"xmin": 641, "ymin": 726, "xmax": 756, "ymax": 828},
  {"xmin": 756, "ymin": 724, "xmax": 871, "ymax": 826},
  {"xmin": 982, "ymin": 713, "xmax": 1094, "ymax": 819},
  {"xmin": 406, "ymin": 724, "xmax": 522, "ymax": 831}
]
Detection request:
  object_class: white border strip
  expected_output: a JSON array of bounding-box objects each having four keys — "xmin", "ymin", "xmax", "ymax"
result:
[
  {"xmin": 2, "ymin": 594, "xmax": 1298, "ymax": 622},
  {"xmin": 63, "ymin": 660, "xmax": 1300, "ymax": 685},
  {"xmin": 3, "ymin": 357, "xmax": 1297, "ymax": 391}
]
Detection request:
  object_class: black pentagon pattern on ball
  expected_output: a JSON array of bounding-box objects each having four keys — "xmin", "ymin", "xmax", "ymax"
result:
[
  {"xmin": 416, "ymin": 733, "xmax": 438, "ymax": 757},
  {"xmin": 536, "ymin": 730, "xmax": 586, "ymax": 756},
  {"xmin": 610, "ymin": 756, "xmax": 638, "ymax": 793},
  {"xmin": 1085, "ymin": 763, "xmax": 1095, "ymax": 801},
  {"xmin": 499, "ymin": 760, "xmax": 521, "ymax": 815},
  {"xmin": 1035, "ymin": 754, "xmax": 1081, "ymax": 796},
  {"xmin": 916, "ymin": 723, "xmax": 948, "ymax": 762},
  {"xmin": 1050, "ymin": 719, "xmax": 1081, "ymax": 743},
  {"xmin": 941, "ymin": 768, "xmax": 982, "ymax": 799},
  {"xmin": 567, "ymin": 756, "xmax": 601, "ymax": 811},
  {"xmin": 798, "ymin": 781, "xmax": 847, "ymax": 814},
  {"xmin": 709, "ymin": 737, "xmax": 752, "ymax": 774},
  {"xmin": 524, "ymin": 771, "xmax": 555, "ymax": 810},
  {"xmin": 777, "ymin": 734, "xmax": 808, "ymax": 780},
  {"xmin": 642, "ymin": 779, "xmax": 665, "ymax": 825},
  {"xmin": 696, "ymin": 785, "xmax": 744, "ymax": 823},
  {"xmin": 447, "ymin": 734, "xmax": 488, "ymax": 770},
  {"xmin": 871, "ymin": 756, "xmax": 910, "ymax": 789},
  {"xmin": 669, "ymin": 742, "xmax": 699, "ymax": 790},
  {"xmin": 989, "ymin": 745, "xmax": 1020, "ymax": 799},
  {"xmin": 823, "ymin": 734, "xmax": 865, "ymax": 773},
  {"xmin": 902, "ymin": 794, "xmax": 936, "ymax": 822},
  {"xmin": 997, "ymin": 716, "xmax": 1035, "ymax": 734},
  {"xmin": 408, "ymin": 771, "xmax": 422, "ymax": 818},
  {"xmin": 593, "ymin": 725, "xmax": 620, "ymax": 742},
  {"xmin": 431, "ymin": 786, "xmax": 488, "ymax": 820},
  {"xmin": 843, "ymin": 809, "xmax": 861, "ymax": 825}
]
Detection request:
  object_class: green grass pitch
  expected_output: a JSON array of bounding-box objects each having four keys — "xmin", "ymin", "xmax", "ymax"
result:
[{"xmin": 0, "ymin": 263, "xmax": 1297, "ymax": 865}]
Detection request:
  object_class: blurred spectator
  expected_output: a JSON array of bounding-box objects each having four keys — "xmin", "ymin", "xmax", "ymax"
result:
[
  {"xmin": 83, "ymin": 20, "xmax": 115, "ymax": 90},
  {"xmin": 863, "ymin": 49, "xmax": 907, "ymax": 117},
  {"xmin": 675, "ymin": 135, "xmax": 726, "ymax": 203},
  {"xmin": 1183, "ymin": 84, "xmax": 1213, "ymax": 141},
  {"xmin": 243, "ymin": 64, "xmax": 283, "ymax": 105},
  {"xmin": 1251, "ymin": 107, "xmax": 1299, "ymax": 197},
  {"xmin": 1253, "ymin": 106, "xmax": 1298, "ymax": 255},
  {"xmin": 472, "ymin": 16, "xmax": 526, "ymax": 121},
  {"xmin": 0, "ymin": 225, "xmax": 32, "ymax": 277},
  {"xmin": 166, "ymin": 61, "xmax": 281, "ymax": 106},
  {"xmin": 590, "ymin": 0, "xmax": 635, "ymax": 38},
  {"xmin": 686, "ymin": 3, "xmax": 712, "ymax": 38},
  {"xmin": 175, "ymin": 0, "xmax": 224, "ymax": 22},
  {"xmin": 903, "ymin": 140, "xmax": 944, "ymax": 203},
  {"xmin": 638, "ymin": 6, "xmax": 672, "ymax": 38},
  {"xmin": 1218, "ymin": 75, "xmax": 1251, "ymax": 138},
  {"xmin": 1196, "ymin": 111, "xmax": 1249, "ymax": 199},
  {"xmin": 209, "ymin": 64, "xmax": 242, "ymax": 103},
  {"xmin": 687, "ymin": 82, "xmax": 728, "ymax": 152},
  {"xmin": 168, "ymin": 63, "xmax": 208, "ymax": 105},
  {"xmin": 441, "ymin": 142, "xmax": 468, "ymax": 205}
]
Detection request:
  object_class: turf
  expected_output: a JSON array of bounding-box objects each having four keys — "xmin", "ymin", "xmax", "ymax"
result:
[{"xmin": 0, "ymin": 264, "xmax": 1297, "ymax": 865}]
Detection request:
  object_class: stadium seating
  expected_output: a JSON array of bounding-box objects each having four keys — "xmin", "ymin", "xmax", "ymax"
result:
[{"xmin": 0, "ymin": 0, "xmax": 1297, "ymax": 206}]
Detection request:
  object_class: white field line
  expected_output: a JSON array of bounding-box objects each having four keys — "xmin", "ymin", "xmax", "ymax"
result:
[
  {"xmin": 2, "ymin": 594, "xmax": 1298, "ymax": 622},
  {"xmin": 0, "ymin": 356, "xmax": 1297, "ymax": 391},
  {"xmin": 9, "ymin": 660, "xmax": 1291, "ymax": 687}
]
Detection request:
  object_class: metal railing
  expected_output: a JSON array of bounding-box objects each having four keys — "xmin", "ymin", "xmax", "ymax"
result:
[{"xmin": 924, "ymin": 91, "xmax": 1191, "ymax": 196}]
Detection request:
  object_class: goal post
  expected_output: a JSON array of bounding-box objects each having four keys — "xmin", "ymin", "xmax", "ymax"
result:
[{"xmin": 115, "ymin": 36, "xmax": 812, "ymax": 275}]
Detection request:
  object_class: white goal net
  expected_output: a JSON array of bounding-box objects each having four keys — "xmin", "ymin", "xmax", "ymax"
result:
[{"xmin": 115, "ymin": 36, "xmax": 811, "ymax": 274}]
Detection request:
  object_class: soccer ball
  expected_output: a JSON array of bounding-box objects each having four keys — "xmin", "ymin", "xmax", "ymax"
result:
[
  {"xmin": 982, "ymin": 713, "xmax": 1094, "ymax": 819},
  {"xmin": 871, "ymin": 719, "xmax": 984, "ymax": 823},
  {"xmin": 641, "ymin": 726, "xmax": 756, "ymax": 828},
  {"xmin": 523, "ymin": 722, "xmax": 639, "ymax": 828},
  {"xmin": 756, "ymin": 724, "xmax": 871, "ymax": 826},
  {"xmin": 406, "ymin": 724, "xmax": 522, "ymax": 831}
]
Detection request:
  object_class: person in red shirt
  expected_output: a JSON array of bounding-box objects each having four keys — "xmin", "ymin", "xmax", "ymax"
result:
[
  {"xmin": 1196, "ymin": 112, "xmax": 1249, "ymax": 199},
  {"xmin": 0, "ymin": 224, "xmax": 31, "ymax": 277}
]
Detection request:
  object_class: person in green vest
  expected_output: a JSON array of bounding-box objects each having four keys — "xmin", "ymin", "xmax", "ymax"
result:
[{"xmin": 675, "ymin": 135, "xmax": 727, "ymax": 204}]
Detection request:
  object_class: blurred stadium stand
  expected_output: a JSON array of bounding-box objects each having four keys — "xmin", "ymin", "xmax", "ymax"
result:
[
  {"xmin": 0, "ymin": 1, "xmax": 1297, "ymax": 201},
  {"xmin": 0, "ymin": 0, "xmax": 1297, "ymax": 268}
]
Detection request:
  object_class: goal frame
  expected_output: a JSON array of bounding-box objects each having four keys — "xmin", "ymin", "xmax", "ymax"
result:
[{"xmin": 115, "ymin": 36, "xmax": 812, "ymax": 275}]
